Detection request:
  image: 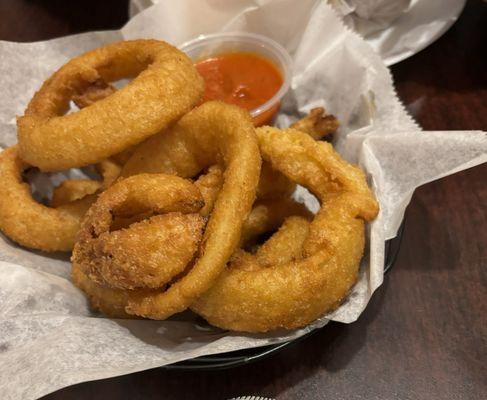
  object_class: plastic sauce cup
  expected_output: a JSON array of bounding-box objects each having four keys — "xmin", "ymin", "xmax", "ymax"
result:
[{"xmin": 180, "ymin": 32, "xmax": 292, "ymax": 126}]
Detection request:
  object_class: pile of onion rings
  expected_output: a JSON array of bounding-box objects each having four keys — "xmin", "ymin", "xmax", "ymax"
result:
[{"xmin": 0, "ymin": 39, "xmax": 378, "ymax": 332}]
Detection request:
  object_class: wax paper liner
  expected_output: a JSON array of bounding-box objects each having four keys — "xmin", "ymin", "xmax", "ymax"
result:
[
  {"xmin": 131, "ymin": 0, "xmax": 467, "ymax": 66},
  {"xmin": 330, "ymin": 0, "xmax": 467, "ymax": 65}
]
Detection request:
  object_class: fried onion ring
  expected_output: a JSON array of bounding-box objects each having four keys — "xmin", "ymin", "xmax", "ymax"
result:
[
  {"xmin": 72, "ymin": 262, "xmax": 153, "ymax": 319},
  {"xmin": 0, "ymin": 146, "xmax": 96, "ymax": 251},
  {"xmin": 49, "ymin": 157, "xmax": 124, "ymax": 208},
  {"xmin": 72, "ymin": 174, "xmax": 206, "ymax": 290},
  {"xmin": 119, "ymin": 108, "xmax": 333, "ymax": 199},
  {"xmin": 73, "ymin": 102, "xmax": 261, "ymax": 319},
  {"xmin": 51, "ymin": 179, "xmax": 101, "ymax": 207},
  {"xmin": 17, "ymin": 39, "xmax": 204, "ymax": 171},
  {"xmin": 239, "ymin": 198, "xmax": 312, "ymax": 247},
  {"xmin": 190, "ymin": 128, "xmax": 379, "ymax": 332}
]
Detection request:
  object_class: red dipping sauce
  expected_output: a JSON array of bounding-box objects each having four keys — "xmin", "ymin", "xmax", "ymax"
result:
[{"xmin": 195, "ymin": 52, "xmax": 284, "ymax": 126}]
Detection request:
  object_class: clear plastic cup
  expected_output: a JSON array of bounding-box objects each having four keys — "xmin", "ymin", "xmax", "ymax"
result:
[{"xmin": 179, "ymin": 32, "xmax": 292, "ymax": 126}]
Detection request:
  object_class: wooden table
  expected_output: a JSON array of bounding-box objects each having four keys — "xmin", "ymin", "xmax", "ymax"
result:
[{"xmin": 1, "ymin": 1, "xmax": 485, "ymax": 399}]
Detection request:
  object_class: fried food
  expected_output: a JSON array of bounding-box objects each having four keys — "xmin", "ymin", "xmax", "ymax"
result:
[
  {"xmin": 193, "ymin": 165, "xmax": 224, "ymax": 217},
  {"xmin": 72, "ymin": 79, "xmax": 117, "ymax": 109},
  {"xmin": 3, "ymin": 38, "xmax": 379, "ymax": 333},
  {"xmin": 50, "ymin": 158, "xmax": 122, "ymax": 208},
  {"xmin": 51, "ymin": 179, "xmax": 101, "ymax": 207},
  {"xmin": 256, "ymin": 163, "xmax": 296, "ymax": 199},
  {"xmin": 17, "ymin": 39, "xmax": 204, "ymax": 171},
  {"xmin": 290, "ymin": 107, "xmax": 339, "ymax": 139},
  {"xmin": 239, "ymin": 198, "xmax": 312, "ymax": 246},
  {"xmin": 118, "ymin": 99, "xmax": 300, "ymax": 202},
  {"xmin": 191, "ymin": 128, "xmax": 379, "ymax": 332},
  {"xmin": 0, "ymin": 147, "xmax": 96, "ymax": 251},
  {"xmin": 72, "ymin": 262, "xmax": 152, "ymax": 319},
  {"xmin": 73, "ymin": 102, "xmax": 261, "ymax": 320},
  {"xmin": 72, "ymin": 174, "xmax": 206, "ymax": 290},
  {"xmin": 95, "ymin": 158, "xmax": 123, "ymax": 189}
]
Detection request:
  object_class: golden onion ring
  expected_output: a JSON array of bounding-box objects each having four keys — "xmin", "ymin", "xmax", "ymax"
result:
[
  {"xmin": 73, "ymin": 102, "xmax": 261, "ymax": 320},
  {"xmin": 17, "ymin": 39, "xmax": 203, "ymax": 171},
  {"xmin": 190, "ymin": 128, "xmax": 379, "ymax": 332},
  {"xmin": 0, "ymin": 146, "xmax": 96, "ymax": 251},
  {"xmin": 72, "ymin": 174, "xmax": 205, "ymax": 290}
]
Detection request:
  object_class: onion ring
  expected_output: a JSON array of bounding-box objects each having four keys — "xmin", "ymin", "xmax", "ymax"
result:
[
  {"xmin": 73, "ymin": 102, "xmax": 261, "ymax": 319},
  {"xmin": 72, "ymin": 262, "xmax": 154, "ymax": 318},
  {"xmin": 71, "ymin": 197, "xmax": 308, "ymax": 318},
  {"xmin": 190, "ymin": 127, "xmax": 379, "ymax": 332},
  {"xmin": 239, "ymin": 198, "xmax": 312, "ymax": 248},
  {"xmin": 0, "ymin": 146, "xmax": 96, "ymax": 251},
  {"xmin": 72, "ymin": 174, "xmax": 206, "ymax": 290},
  {"xmin": 49, "ymin": 157, "xmax": 122, "ymax": 209},
  {"xmin": 117, "ymin": 107, "xmax": 329, "ymax": 199},
  {"xmin": 51, "ymin": 179, "xmax": 101, "ymax": 207},
  {"xmin": 17, "ymin": 39, "xmax": 204, "ymax": 171}
]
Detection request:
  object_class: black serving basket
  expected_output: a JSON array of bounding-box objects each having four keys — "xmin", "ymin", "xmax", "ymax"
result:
[{"xmin": 163, "ymin": 221, "xmax": 405, "ymax": 370}]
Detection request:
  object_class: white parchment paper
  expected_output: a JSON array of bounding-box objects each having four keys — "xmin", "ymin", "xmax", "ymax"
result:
[
  {"xmin": 330, "ymin": 0, "xmax": 412, "ymax": 36},
  {"xmin": 0, "ymin": 1, "xmax": 486, "ymax": 399},
  {"xmin": 130, "ymin": 0, "xmax": 467, "ymax": 66},
  {"xmin": 331, "ymin": 0, "xmax": 467, "ymax": 65}
]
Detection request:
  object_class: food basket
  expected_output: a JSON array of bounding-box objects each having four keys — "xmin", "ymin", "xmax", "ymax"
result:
[{"xmin": 163, "ymin": 221, "xmax": 405, "ymax": 370}]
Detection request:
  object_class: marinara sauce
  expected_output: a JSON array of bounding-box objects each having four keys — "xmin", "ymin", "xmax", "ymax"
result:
[{"xmin": 195, "ymin": 52, "xmax": 283, "ymax": 126}]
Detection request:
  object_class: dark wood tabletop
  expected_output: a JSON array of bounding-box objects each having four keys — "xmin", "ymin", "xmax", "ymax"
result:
[{"xmin": 1, "ymin": 0, "xmax": 485, "ymax": 399}]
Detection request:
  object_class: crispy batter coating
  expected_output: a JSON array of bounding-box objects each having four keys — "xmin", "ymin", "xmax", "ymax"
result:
[
  {"xmin": 192, "ymin": 164, "xmax": 297, "ymax": 217},
  {"xmin": 49, "ymin": 81, "xmax": 126, "ymax": 208},
  {"xmin": 49, "ymin": 157, "xmax": 122, "ymax": 209},
  {"xmin": 240, "ymin": 198, "xmax": 312, "ymax": 247},
  {"xmin": 95, "ymin": 158, "xmax": 123, "ymax": 188},
  {"xmin": 72, "ymin": 262, "xmax": 155, "ymax": 318},
  {"xmin": 290, "ymin": 107, "xmax": 339, "ymax": 139},
  {"xmin": 72, "ymin": 174, "xmax": 205, "ymax": 288},
  {"xmin": 120, "ymin": 108, "xmax": 337, "ymax": 205},
  {"xmin": 0, "ymin": 147, "xmax": 96, "ymax": 251},
  {"xmin": 74, "ymin": 212, "xmax": 205, "ymax": 290},
  {"xmin": 253, "ymin": 216, "xmax": 310, "ymax": 268},
  {"xmin": 231, "ymin": 216, "xmax": 310, "ymax": 272},
  {"xmin": 194, "ymin": 165, "xmax": 224, "ymax": 217},
  {"xmin": 72, "ymin": 78, "xmax": 117, "ymax": 109},
  {"xmin": 256, "ymin": 163, "xmax": 296, "ymax": 199},
  {"xmin": 109, "ymin": 146, "xmax": 138, "ymax": 167},
  {"xmin": 191, "ymin": 128, "xmax": 379, "ymax": 332},
  {"xmin": 17, "ymin": 39, "xmax": 204, "ymax": 171},
  {"xmin": 74, "ymin": 102, "xmax": 261, "ymax": 319},
  {"xmin": 51, "ymin": 179, "xmax": 101, "ymax": 207}
]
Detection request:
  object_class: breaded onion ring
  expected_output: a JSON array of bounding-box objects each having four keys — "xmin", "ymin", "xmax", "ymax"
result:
[
  {"xmin": 17, "ymin": 39, "xmax": 204, "ymax": 171},
  {"xmin": 72, "ymin": 174, "xmax": 206, "ymax": 290},
  {"xmin": 51, "ymin": 179, "xmax": 102, "ymax": 207},
  {"xmin": 190, "ymin": 128, "xmax": 379, "ymax": 332},
  {"xmin": 0, "ymin": 147, "xmax": 96, "ymax": 251},
  {"xmin": 239, "ymin": 198, "xmax": 312, "ymax": 247},
  {"xmin": 119, "ymin": 107, "xmax": 332, "ymax": 199},
  {"xmin": 193, "ymin": 165, "xmax": 224, "ymax": 217},
  {"xmin": 50, "ymin": 157, "xmax": 123, "ymax": 208},
  {"xmin": 72, "ymin": 262, "xmax": 153, "ymax": 319},
  {"xmin": 95, "ymin": 158, "xmax": 123, "ymax": 189},
  {"xmin": 74, "ymin": 102, "xmax": 261, "ymax": 319}
]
